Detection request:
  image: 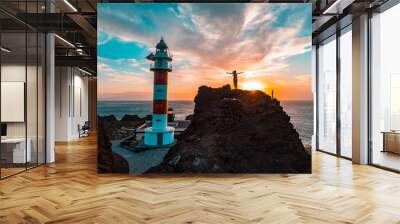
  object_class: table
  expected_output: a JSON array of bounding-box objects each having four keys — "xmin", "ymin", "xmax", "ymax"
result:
[
  {"xmin": 382, "ymin": 131, "xmax": 400, "ymax": 154},
  {"xmin": 1, "ymin": 138, "xmax": 31, "ymax": 163}
]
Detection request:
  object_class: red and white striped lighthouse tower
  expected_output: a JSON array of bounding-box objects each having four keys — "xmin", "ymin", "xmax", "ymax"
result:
[{"xmin": 144, "ymin": 38, "xmax": 175, "ymax": 146}]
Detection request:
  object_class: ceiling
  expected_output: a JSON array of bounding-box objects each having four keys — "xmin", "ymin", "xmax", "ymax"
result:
[
  {"xmin": 0, "ymin": 0, "xmax": 98, "ymax": 74},
  {"xmin": 311, "ymin": 0, "xmax": 390, "ymax": 43}
]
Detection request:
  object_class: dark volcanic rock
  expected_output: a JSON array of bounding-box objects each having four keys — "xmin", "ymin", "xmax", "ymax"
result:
[
  {"xmin": 112, "ymin": 153, "xmax": 130, "ymax": 173},
  {"xmin": 185, "ymin": 114, "xmax": 194, "ymax": 121},
  {"xmin": 121, "ymin": 114, "xmax": 141, "ymax": 122},
  {"xmin": 98, "ymin": 115, "xmax": 127, "ymax": 140},
  {"xmin": 147, "ymin": 85, "xmax": 311, "ymax": 173},
  {"xmin": 97, "ymin": 116, "xmax": 129, "ymax": 173},
  {"xmin": 97, "ymin": 113, "xmax": 152, "ymax": 173},
  {"xmin": 99, "ymin": 114, "xmax": 150, "ymax": 140},
  {"xmin": 97, "ymin": 116, "xmax": 114, "ymax": 173},
  {"xmin": 100, "ymin": 115, "xmax": 118, "ymax": 131}
]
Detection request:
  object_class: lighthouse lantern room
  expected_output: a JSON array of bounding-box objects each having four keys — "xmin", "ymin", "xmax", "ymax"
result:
[{"xmin": 144, "ymin": 38, "xmax": 175, "ymax": 146}]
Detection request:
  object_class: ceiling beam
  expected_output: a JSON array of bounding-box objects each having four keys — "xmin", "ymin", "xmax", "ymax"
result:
[
  {"xmin": 55, "ymin": 55, "xmax": 96, "ymax": 73},
  {"xmin": 12, "ymin": 13, "xmax": 82, "ymax": 32},
  {"xmin": 312, "ymin": 15, "xmax": 336, "ymax": 33},
  {"xmin": 67, "ymin": 13, "xmax": 96, "ymax": 46},
  {"xmin": 323, "ymin": 0, "xmax": 356, "ymax": 14}
]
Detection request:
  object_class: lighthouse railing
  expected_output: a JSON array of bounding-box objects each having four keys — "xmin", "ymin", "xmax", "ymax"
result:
[{"xmin": 150, "ymin": 63, "xmax": 172, "ymax": 70}]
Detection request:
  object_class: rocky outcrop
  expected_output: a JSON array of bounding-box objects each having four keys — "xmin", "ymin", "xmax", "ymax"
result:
[
  {"xmin": 97, "ymin": 116, "xmax": 114, "ymax": 173},
  {"xmin": 111, "ymin": 153, "xmax": 130, "ymax": 173},
  {"xmin": 147, "ymin": 85, "xmax": 311, "ymax": 173},
  {"xmin": 97, "ymin": 116, "xmax": 129, "ymax": 173},
  {"xmin": 121, "ymin": 114, "xmax": 152, "ymax": 127},
  {"xmin": 98, "ymin": 114, "xmax": 151, "ymax": 140},
  {"xmin": 185, "ymin": 114, "xmax": 194, "ymax": 121}
]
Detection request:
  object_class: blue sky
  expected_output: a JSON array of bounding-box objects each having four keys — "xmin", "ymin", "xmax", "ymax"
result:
[{"xmin": 98, "ymin": 3, "xmax": 312, "ymax": 100}]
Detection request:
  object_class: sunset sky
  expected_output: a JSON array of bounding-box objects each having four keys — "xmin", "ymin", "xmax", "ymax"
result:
[{"xmin": 98, "ymin": 3, "xmax": 312, "ymax": 101}]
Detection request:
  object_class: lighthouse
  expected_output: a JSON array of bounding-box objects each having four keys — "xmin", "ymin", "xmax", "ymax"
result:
[{"xmin": 144, "ymin": 38, "xmax": 175, "ymax": 146}]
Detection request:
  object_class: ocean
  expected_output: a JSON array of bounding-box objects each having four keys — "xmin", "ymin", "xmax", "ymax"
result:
[{"xmin": 98, "ymin": 100, "xmax": 313, "ymax": 145}]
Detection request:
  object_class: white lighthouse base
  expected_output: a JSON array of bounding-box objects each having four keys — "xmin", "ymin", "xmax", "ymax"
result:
[{"xmin": 144, "ymin": 126, "xmax": 175, "ymax": 146}]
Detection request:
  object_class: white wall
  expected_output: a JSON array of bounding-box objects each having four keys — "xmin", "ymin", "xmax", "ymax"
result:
[
  {"xmin": 55, "ymin": 67, "xmax": 70, "ymax": 141},
  {"xmin": 72, "ymin": 73, "xmax": 89, "ymax": 138},
  {"xmin": 1, "ymin": 65, "xmax": 26, "ymax": 138},
  {"xmin": 1, "ymin": 65, "xmax": 42, "ymax": 139},
  {"xmin": 1, "ymin": 63, "xmax": 46, "ymax": 164},
  {"xmin": 54, "ymin": 67, "xmax": 89, "ymax": 141}
]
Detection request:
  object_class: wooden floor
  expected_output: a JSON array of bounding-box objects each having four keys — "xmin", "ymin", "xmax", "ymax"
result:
[
  {"xmin": 1, "ymin": 135, "xmax": 400, "ymax": 224},
  {"xmin": 1, "ymin": 167, "xmax": 26, "ymax": 178},
  {"xmin": 372, "ymin": 150, "xmax": 400, "ymax": 171}
]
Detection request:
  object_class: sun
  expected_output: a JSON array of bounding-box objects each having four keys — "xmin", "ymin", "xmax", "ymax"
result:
[{"xmin": 241, "ymin": 81, "xmax": 265, "ymax": 91}]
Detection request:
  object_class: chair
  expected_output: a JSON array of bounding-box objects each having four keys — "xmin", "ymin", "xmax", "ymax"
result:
[{"xmin": 79, "ymin": 121, "xmax": 90, "ymax": 138}]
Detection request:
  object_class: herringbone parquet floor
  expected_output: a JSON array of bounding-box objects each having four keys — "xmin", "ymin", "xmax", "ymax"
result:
[{"xmin": 1, "ymin": 135, "xmax": 400, "ymax": 224}]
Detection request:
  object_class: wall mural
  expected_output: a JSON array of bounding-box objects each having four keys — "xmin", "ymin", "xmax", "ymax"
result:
[{"xmin": 97, "ymin": 3, "xmax": 313, "ymax": 174}]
